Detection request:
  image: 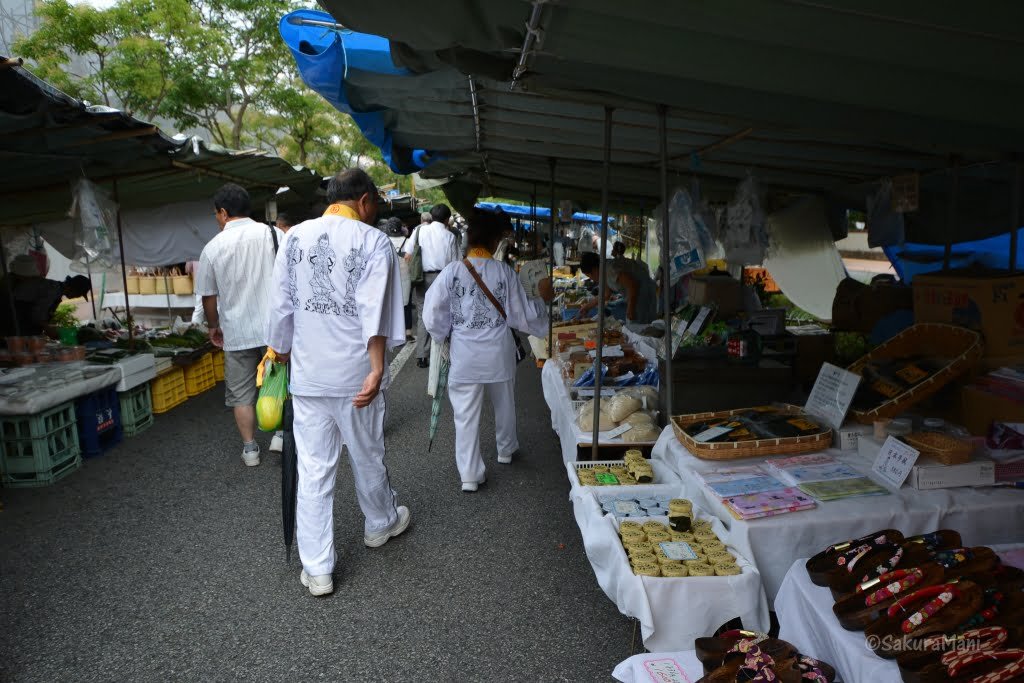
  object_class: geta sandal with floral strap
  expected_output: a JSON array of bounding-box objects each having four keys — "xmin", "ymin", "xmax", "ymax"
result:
[
  {"xmin": 865, "ymin": 580, "xmax": 984, "ymax": 659},
  {"xmin": 806, "ymin": 529, "xmax": 904, "ymax": 587}
]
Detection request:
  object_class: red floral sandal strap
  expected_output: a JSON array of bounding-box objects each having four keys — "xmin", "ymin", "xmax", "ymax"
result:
[
  {"xmin": 930, "ymin": 627, "xmax": 1009, "ymax": 660},
  {"xmin": 885, "ymin": 583, "xmax": 961, "ymax": 634},
  {"xmin": 863, "ymin": 568, "xmax": 924, "ymax": 606},
  {"xmin": 944, "ymin": 648, "xmax": 1024, "ymax": 682},
  {"xmin": 736, "ymin": 645, "xmax": 779, "ymax": 683}
]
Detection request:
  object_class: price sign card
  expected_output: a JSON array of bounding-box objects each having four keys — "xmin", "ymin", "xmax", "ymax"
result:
[
  {"xmin": 685, "ymin": 307, "xmax": 712, "ymax": 337},
  {"xmin": 871, "ymin": 436, "xmax": 920, "ymax": 491},
  {"xmin": 602, "ymin": 423, "xmax": 634, "ymax": 439},
  {"xmin": 804, "ymin": 362, "xmax": 861, "ymax": 430}
]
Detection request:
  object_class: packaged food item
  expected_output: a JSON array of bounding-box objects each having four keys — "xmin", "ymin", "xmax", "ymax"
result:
[
  {"xmin": 621, "ymin": 411, "xmax": 656, "ymax": 427},
  {"xmin": 642, "ymin": 521, "xmax": 668, "ymax": 534},
  {"xmin": 623, "ymin": 424, "xmax": 661, "ymax": 442},
  {"xmin": 714, "ymin": 563, "xmax": 742, "ymax": 576},
  {"xmin": 687, "ymin": 563, "xmax": 715, "ymax": 577},
  {"xmin": 660, "ymin": 563, "xmax": 688, "ymax": 577},
  {"xmin": 647, "ymin": 530, "xmax": 671, "ymax": 543},
  {"xmin": 605, "ymin": 395, "xmax": 642, "ymax": 422},
  {"xmin": 619, "ymin": 521, "xmax": 643, "ymax": 533},
  {"xmin": 632, "ymin": 562, "xmax": 661, "ymax": 577}
]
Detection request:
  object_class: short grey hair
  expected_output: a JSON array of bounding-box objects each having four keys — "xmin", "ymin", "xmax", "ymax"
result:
[{"xmin": 420, "ymin": 212, "xmax": 432, "ymax": 223}]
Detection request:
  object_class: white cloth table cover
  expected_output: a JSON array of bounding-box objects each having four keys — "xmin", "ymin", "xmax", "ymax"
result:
[
  {"xmin": 776, "ymin": 559, "xmax": 902, "ymax": 683},
  {"xmin": 651, "ymin": 427, "xmax": 1024, "ymax": 603},
  {"xmin": 612, "ymin": 650, "xmax": 705, "ymax": 683},
  {"xmin": 570, "ymin": 488, "xmax": 771, "ymax": 652},
  {"xmin": 0, "ymin": 365, "xmax": 121, "ymax": 415}
]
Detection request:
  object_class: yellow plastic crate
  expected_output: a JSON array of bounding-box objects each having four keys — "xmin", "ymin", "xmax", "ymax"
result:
[
  {"xmin": 212, "ymin": 350, "xmax": 225, "ymax": 382},
  {"xmin": 152, "ymin": 368, "xmax": 188, "ymax": 414},
  {"xmin": 183, "ymin": 354, "xmax": 216, "ymax": 397}
]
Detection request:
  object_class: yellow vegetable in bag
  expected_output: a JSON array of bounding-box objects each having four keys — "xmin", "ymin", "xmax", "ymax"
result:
[{"xmin": 256, "ymin": 361, "xmax": 288, "ymax": 432}]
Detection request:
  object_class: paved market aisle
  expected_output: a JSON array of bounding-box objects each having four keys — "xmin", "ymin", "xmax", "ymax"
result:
[{"xmin": 0, "ymin": 353, "xmax": 634, "ymax": 682}]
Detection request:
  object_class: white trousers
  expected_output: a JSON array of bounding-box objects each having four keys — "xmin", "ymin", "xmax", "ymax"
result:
[
  {"xmin": 293, "ymin": 393, "xmax": 398, "ymax": 576},
  {"xmin": 447, "ymin": 379, "xmax": 518, "ymax": 484}
]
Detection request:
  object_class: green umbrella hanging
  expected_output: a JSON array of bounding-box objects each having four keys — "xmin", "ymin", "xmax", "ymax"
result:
[{"xmin": 427, "ymin": 338, "xmax": 451, "ymax": 452}]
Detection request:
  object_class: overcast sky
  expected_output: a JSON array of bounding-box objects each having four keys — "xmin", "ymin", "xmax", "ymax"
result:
[{"xmin": 71, "ymin": 0, "xmax": 118, "ymax": 8}]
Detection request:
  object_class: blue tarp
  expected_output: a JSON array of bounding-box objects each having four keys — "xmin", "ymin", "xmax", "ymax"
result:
[
  {"xmin": 279, "ymin": 9, "xmax": 432, "ymax": 174},
  {"xmin": 475, "ymin": 202, "xmax": 615, "ymax": 228},
  {"xmin": 884, "ymin": 227, "xmax": 1023, "ymax": 283}
]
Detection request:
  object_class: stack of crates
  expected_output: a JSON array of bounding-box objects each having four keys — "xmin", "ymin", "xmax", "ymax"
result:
[
  {"xmin": 183, "ymin": 353, "xmax": 216, "ymax": 397},
  {"xmin": 212, "ymin": 350, "xmax": 225, "ymax": 382},
  {"xmin": 119, "ymin": 383, "xmax": 154, "ymax": 436},
  {"xmin": 152, "ymin": 367, "xmax": 188, "ymax": 414},
  {"xmin": 75, "ymin": 386, "xmax": 123, "ymax": 458},
  {"xmin": 0, "ymin": 401, "xmax": 81, "ymax": 488}
]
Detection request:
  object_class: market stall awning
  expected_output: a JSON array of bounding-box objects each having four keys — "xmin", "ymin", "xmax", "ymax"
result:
[
  {"xmin": 475, "ymin": 202, "xmax": 613, "ymax": 226},
  {"xmin": 0, "ymin": 58, "xmax": 322, "ymax": 227},
  {"xmin": 281, "ymin": 4, "xmax": 1024, "ymax": 242}
]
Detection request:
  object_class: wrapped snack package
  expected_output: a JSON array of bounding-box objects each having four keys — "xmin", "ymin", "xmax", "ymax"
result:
[
  {"xmin": 619, "ymin": 385, "xmax": 659, "ymax": 409},
  {"xmin": 605, "ymin": 394, "xmax": 642, "ymax": 422}
]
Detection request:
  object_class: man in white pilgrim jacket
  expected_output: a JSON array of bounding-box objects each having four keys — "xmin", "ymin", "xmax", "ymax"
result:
[{"xmin": 266, "ymin": 169, "xmax": 411, "ymax": 597}]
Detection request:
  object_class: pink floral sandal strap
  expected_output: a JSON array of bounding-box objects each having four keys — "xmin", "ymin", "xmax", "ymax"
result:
[
  {"xmin": 827, "ymin": 531, "xmax": 891, "ymax": 556},
  {"xmin": 796, "ymin": 656, "xmax": 829, "ymax": 682},
  {"xmin": 832, "ymin": 532, "xmax": 893, "ymax": 568},
  {"xmin": 736, "ymin": 646, "xmax": 778, "ymax": 682},
  {"xmin": 930, "ymin": 627, "xmax": 1009, "ymax": 660},
  {"xmin": 852, "ymin": 544, "xmax": 904, "ymax": 582},
  {"xmin": 885, "ymin": 583, "xmax": 961, "ymax": 634},
  {"xmin": 943, "ymin": 648, "xmax": 1024, "ymax": 682},
  {"xmin": 720, "ymin": 629, "xmax": 769, "ymax": 645}
]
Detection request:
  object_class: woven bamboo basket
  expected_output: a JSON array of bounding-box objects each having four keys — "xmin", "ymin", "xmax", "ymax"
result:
[
  {"xmin": 903, "ymin": 432, "xmax": 974, "ymax": 465},
  {"xmin": 154, "ymin": 273, "xmax": 169, "ymax": 294},
  {"xmin": 138, "ymin": 276, "xmax": 157, "ymax": 294},
  {"xmin": 170, "ymin": 268, "xmax": 193, "ymax": 295},
  {"xmin": 847, "ymin": 323, "xmax": 983, "ymax": 425},
  {"xmin": 671, "ymin": 405, "xmax": 832, "ymax": 460}
]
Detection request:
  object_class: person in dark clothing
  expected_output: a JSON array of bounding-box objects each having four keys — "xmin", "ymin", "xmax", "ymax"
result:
[{"xmin": 0, "ymin": 271, "xmax": 92, "ymax": 338}]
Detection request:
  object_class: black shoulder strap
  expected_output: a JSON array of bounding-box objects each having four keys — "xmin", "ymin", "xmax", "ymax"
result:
[{"xmin": 269, "ymin": 224, "xmax": 279, "ymax": 255}]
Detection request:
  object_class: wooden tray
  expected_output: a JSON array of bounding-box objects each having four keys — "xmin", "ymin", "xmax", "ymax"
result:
[
  {"xmin": 847, "ymin": 323, "xmax": 983, "ymax": 424},
  {"xmin": 671, "ymin": 405, "xmax": 832, "ymax": 460}
]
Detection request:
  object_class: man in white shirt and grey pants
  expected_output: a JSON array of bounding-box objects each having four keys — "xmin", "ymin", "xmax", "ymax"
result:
[
  {"xmin": 195, "ymin": 183, "xmax": 282, "ymax": 467},
  {"xmin": 403, "ymin": 204, "xmax": 458, "ymax": 368}
]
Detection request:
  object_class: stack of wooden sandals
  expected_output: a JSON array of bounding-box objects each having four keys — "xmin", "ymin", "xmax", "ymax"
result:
[
  {"xmin": 694, "ymin": 630, "xmax": 837, "ymax": 682},
  {"xmin": 805, "ymin": 528, "xmax": 1024, "ymax": 682}
]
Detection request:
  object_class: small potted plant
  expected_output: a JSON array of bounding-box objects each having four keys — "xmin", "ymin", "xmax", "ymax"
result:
[{"xmin": 50, "ymin": 303, "xmax": 80, "ymax": 345}]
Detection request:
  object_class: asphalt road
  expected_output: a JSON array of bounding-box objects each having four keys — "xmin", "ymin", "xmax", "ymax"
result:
[{"xmin": 0, "ymin": 349, "xmax": 635, "ymax": 682}]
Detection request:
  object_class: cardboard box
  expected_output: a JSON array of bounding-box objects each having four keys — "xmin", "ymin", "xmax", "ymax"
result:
[
  {"xmin": 910, "ymin": 456, "xmax": 995, "ymax": 490},
  {"xmin": 913, "ymin": 269, "xmax": 1024, "ymax": 358},
  {"xmin": 961, "ymin": 384, "xmax": 1024, "ymax": 436},
  {"xmin": 689, "ymin": 275, "xmax": 743, "ymax": 317}
]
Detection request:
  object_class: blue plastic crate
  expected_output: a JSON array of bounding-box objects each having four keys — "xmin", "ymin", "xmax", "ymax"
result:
[{"xmin": 75, "ymin": 385, "xmax": 123, "ymax": 458}]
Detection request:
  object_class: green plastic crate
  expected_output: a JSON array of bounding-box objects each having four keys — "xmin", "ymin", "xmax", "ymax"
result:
[
  {"xmin": 1, "ymin": 401, "xmax": 82, "ymax": 488},
  {"xmin": 119, "ymin": 383, "xmax": 154, "ymax": 437}
]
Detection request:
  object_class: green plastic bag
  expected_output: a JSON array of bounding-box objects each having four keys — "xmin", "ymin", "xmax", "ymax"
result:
[{"xmin": 256, "ymin": 362, "xmax": 288, "ymax": 432}]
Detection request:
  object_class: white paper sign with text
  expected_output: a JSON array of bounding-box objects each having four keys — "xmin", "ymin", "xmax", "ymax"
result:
[
  {"xmin": 804, "ymin": 362, "xmax": 861, "ymax": 430},
  {"xmin": 871, "ymin": 436, "xmax": 920, "ymax": 491}
]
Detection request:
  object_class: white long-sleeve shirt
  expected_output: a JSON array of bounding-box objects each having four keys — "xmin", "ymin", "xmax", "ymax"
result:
[
  {"xmin": 402, "ymin": 221, "xmax": 458, "ymax": 272},
  {"xmin": 423, "ymin": 257, "xmax": 548, "ymax": 384},
  {"xmin": 265, "ymin": 214, "xmax": 405, "ymax": 397}
]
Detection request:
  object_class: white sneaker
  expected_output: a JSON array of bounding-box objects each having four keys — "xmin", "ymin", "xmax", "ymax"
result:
[
  {"xmin": 461, "ymin": 478, "xmax": 486, "ymax": 492},
  {"xmin": 364, "ymin": 505, "xmax": 412, "ymax": 547},
  {"xmin": 497, "ymin": 452, "xmax": 515, "ymax": 464},
  {"xmin": 241, "ymin": 445, "xmax": 260, "ymax": 467},
  {"xmin": 269, "ymin": 433, "xmax": 284, "ymax": 453},
  {"xmin": 300, "ymin": 569, "xmax": 333, "ymax": 596}
]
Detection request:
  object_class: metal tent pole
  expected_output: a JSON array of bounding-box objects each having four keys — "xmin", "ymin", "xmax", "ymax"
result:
[
  {"xmin": 112, "ymin": 180, "xmax": 135, "ymax": 349},
  {"xmin": 531, "ymin": 182, "xmax": 539, "ymax": 257},
  {"xmin": 548, "ymin": 158, "xmax": 557, "ymax": 365},
  {"xmin": 86, "ymin": 260, "xmax": 97, "ymax": 320},
  {"xmin": 657, "ymin": 104, "xmax": 673, "ymax": 422},
  {"xmin": 1011, "ymin": 163, "xmax": 1021, "ymax": 272},
  {"xmin": 944, "ymin": 165, "xmax": 958, "ymax": 270},
  {"xmin": 0, "ymin": 233, "xmax": 19, "ymax": 335},
  {"xmin": 591, "ymin": 106, "xmax": 613, "ymax": 460}
]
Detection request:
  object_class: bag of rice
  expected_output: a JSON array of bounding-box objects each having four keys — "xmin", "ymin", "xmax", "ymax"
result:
[
  {"xmin": 605, "ymin": 394, "xmax": 642, "ymax": 422},
  {"xmin": 623, "ymin": 423, "xmax": 661, "ymax": 442}
]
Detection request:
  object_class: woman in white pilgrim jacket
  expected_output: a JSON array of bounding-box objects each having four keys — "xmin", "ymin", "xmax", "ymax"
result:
[{"xmin": 423, "ymin": 210, "xmax": 553, "ymax": 492}]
